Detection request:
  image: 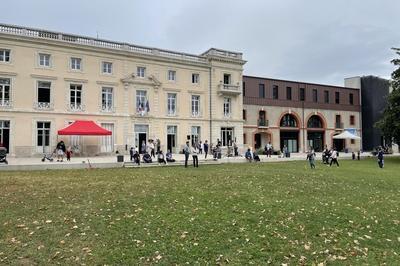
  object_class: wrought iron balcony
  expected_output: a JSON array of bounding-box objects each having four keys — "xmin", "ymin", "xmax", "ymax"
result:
[
  {"xmin": 0, "ymin": 100, "xmax": 12, "ymax": 108},
  {"xmin": 258, "ymin": 119, "xmax": 269, "ymax": 127},
  {"xmin": 34, "ymin": 102, "xmax": 54, "ymax": 110},
  {"xmin": 68, "ymin": 103, "xmax": 85, "ymax": 112},
  {"xmin": 100, "ymin": 104, "xmax": 115, "ymax": 113}
]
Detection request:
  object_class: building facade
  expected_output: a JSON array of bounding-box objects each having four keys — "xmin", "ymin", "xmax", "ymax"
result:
[
  {"xmin": 243, "ymin": 76, "xmax": 361, "ymax": 153},
  {"xmin": 0, "ymin": 24, "xmax": 245, "ymax": 157}
]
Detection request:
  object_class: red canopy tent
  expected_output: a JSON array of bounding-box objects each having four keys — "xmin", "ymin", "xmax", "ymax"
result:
[{"xmin": 58, "ymin": 120, "xmax": 112, "ymax": 136}]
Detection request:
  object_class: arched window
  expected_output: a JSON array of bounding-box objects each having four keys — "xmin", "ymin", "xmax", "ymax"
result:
[
  {"xmin": 307, "ymin": 115, "xmax": 323, "ymax": 128},
  {"xmin": 280, "ymin": 114, "xmax": 297, "ymax": 127}
]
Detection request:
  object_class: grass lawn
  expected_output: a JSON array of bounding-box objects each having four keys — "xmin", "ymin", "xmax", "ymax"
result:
[{"xmin": 1, "ymin": 157, "xmax": 400, "ymax": 265}]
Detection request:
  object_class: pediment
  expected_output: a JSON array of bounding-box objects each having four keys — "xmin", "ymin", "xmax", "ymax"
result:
[{"xmin": 121, "ymin": 73, "xmax": 162, "ymax": 88}]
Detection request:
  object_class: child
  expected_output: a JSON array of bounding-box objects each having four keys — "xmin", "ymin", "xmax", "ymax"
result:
[
  {"xmin": 306, "ymin": 149, "xmax": 316, "ymax": 169},
  {"xmin": 66, "ymin": 146, "xmax": 72, "ymax": 161}
]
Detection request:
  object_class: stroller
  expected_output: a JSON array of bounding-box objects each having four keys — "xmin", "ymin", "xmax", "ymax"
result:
[
  {"xmin": 143, "ymin": 153, "xmax": 152, "ymax": 163},
  {"xmin": 0, "ymin": 147, "xmax": 8, "ymax": 164},
  {"xmin": 42, "ymin": 149, "xmax": 55, "ymax": 162}
]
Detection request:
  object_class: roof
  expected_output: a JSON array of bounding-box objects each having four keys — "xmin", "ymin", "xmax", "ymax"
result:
[{"xmin": 58, "ymin": 120, "xmax": 112, "ymax": 136}]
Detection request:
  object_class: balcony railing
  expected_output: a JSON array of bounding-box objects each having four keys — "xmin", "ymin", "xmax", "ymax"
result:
[
  {"xmin": 335, "ymin": 122, "xmax": 344, "ymax": 129},
  {"xmin": 191, "ymin": 111, "xmax": 201, "ymax": 117},
  {"xmin": 68, "ymin": 103, "xmax": 85, "ymax": 112},
  {"xmin": 34, "ymin": 102, "xmax": 54, "ymax": 110},
  {"xmin": 258, "ymin": 119, "xmax": 269, "ymax": 127},
  {"xmin": 217, "ymin": 83, "xmax": 241, "ymax": 96},
  {"xmin": 0, "ymin": 100, "xmax": 12, "ymax": 108},
  {"xmin": 101, "ymin": 104, "xmax": 115, "ymax": 113}
]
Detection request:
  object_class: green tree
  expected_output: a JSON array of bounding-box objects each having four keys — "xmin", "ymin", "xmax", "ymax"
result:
[{"xmin": 376, "ymin": 48, "xmax": 400, "ymax": 144}]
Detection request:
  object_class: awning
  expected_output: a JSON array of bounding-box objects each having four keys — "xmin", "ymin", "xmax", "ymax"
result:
[
  {"xmin": 333, "ymin": 131, "xmax": 361, "ymax": 140},
  {"xmin": 58, "ymin": 120, "xmax": 112, "ymax": 136}
]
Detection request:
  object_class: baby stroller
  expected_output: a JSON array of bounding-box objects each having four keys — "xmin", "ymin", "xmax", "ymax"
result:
[
  {"xmin": 0, "ymin": 147, "xmax": 8, "ymax": 164},
  {"xmin": 42, "ymin": 149, "xmax": 55, "ymax": 162},
  {"xmin": 143, "ymin": 153, "xmax": 152, "ymax": 163}
]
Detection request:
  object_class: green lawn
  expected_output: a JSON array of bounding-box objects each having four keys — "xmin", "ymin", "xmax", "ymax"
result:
[{"xmin": 1, "ymin": 158, "xmax": 400, "ymax": 265}]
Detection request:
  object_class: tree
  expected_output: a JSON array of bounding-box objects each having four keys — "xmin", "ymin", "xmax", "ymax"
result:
[{"xmin": 376, "ymin": 48, "xmax": 400, "ymax": 144}]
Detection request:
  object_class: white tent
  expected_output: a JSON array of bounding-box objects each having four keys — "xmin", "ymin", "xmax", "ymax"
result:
[{"xmin": 332, "ymin": 131, "xmax": 361, "ymax": 140}]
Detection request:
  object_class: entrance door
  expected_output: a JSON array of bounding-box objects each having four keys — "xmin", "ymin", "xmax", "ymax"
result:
[
  {"xmin": 167, "ymin": 125, "xmax": 177, "ymax": 153},
  {"xmin": 0, "ymin": 120, "xmax": 10, "ymax": 153},
  {"xmin": 100, "ymin": 123, "xmax": 114, "ymax": 153},
  {"xmin": 37, "ymin": 121, "xmax": 51, "ymax": 153},
  {"xmin": 280, "ymin": 131, "xmax": 299, "ymax": 153},
  {"xmin": 134, "ymin": 124, "xmax": 149, "ymax": 154},
  {"xmin": 221, "ymin": 127, "xmax": 234, "ymax": 146},
  {"xmin": 254, "ymin": 133, "xmax": 261, "ymax": 149},
  {"xmin": 307, "ymin": 131, "xmax": 324, "ymax": 152}
]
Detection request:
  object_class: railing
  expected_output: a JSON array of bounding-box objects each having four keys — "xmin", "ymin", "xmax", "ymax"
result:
[
  {"xmin": 100, "ymin": 104, "xmax": 115, "ymax": 113},
  {"xmin": 0, "ymin": 23, "xmax": 212, "ymax": 63},
  {"xmin": 68, "ymin": 103, "xmax": 85, "ymax": 112},
  {"xmin": 335, "ymin": 122, "xmax": 344, "ymax": 129},
  {"xmin": 258, "ymin": 119, "xmax": 269, "ymax": 127},
  {"xmin": 191, "ymin": 111, "xmax": 201, "ymax": 117},
  {"xmin": 202, "ymin": 48, "xmax": 243, "ymax": 60},
  {"xmin": 34, "ymin": 102, "xmax": 54, "ymax": 110},
  {"xmin": 217, "ymin": 83, "xmax": 241, "ymax": 95},
  {"xmin": 0, "ymin": 100, "xmax": 12, "ymax": 108}
]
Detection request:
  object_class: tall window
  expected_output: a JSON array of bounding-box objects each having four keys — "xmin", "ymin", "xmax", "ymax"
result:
[
  {"xmin": 191, "ymin": 95, "xmax": 200, "ymax": 116},
  {"xmin": 39, "ymin": 53, "xmax": 51, "ymax": 67},
  {"xmin": 136, "ymin": 90, "xmax": 148, "ymax": 114},
  {"xmin": 335, "ymin": 92, "xmax": 340, "ymax": 104},
  {"xmin": 70, "ymin": 84, "xmax": 82, "ymax": 110},
  {"xmin": 102, "ymin": 62, "xmax": 113, "ymax": 74},
  {"xmin": 191, "ymin": 126, "xmax": 201, "ymax": 146},
  {"xmin": 280, "ymin": 114, "xmax": 297, "ymax": 127},
  {"xmin": 312, "ymin": 89, "xmax": 318, "ymax": 102},
  {"xmin": 243, "ymin": 109, "xmax": 247, "ymax": 120},
  {"xmin": 324, "ymin": 91, "xmax": 329, "ymax": 103},
  {"xmin": 168, "ymin": 70, "xmax": 176, "ymax": 81},
  {"xmin": 286, "ymin": 87, "xmax": 292, "ymax": 100},
  {"xmin": 137, "ymin": 67, "xmax": 146, "ymax": 78},
  {"xmin": 242, "ymin": 81, "xmax": 246, "ymax": 96},
  {"xmin": 0, "ymin": 49, "xmax": 10, "ymax": 62},
  {"xmin": 223, "ymin": 74, "xmax": 231, "ymax": 85},
  {"xmin": 37, "ymin": 121, "xmax": 51, "ymax": 151},
  {"xmin": 349, "ymin": 93, "xmax": 354, "ymax": 105},
  {"xmin": 335, "ymin": 115, "xmax": 342, "ymax": 128},
  {"xmin": 221, "ymin": 127, "xmax": 234, "ymax": 146},
  {"xmin": 37, "ymin": 81, "xmax": 51, "ymax": 109},
  {"xmin": 350, "ymin": 115, "xmax": 355, "ymax": 126},
  {"xmin": 259, "ymin": 84, "xmax": 265, "ymax": 98},
  {"xmin": 307, "ymin": 115, "xmax": 323, "ymax": 128},
  {"xmin": 299, "ymin": 88, "xmax": 305, "ymax": 101},
  {"xmin": 223, "ymin": 97, "xmax": 231, "ymax": 117},
  {"xmin": 273, "ymin": 85, "xmax": 279, "ymax": 99},
  {"xmin": 0, "ymin": 78, "xmax": 11, "ymax": 107},
  {"xmin": 101, "ymin": 87, "xmax": 113, "ymax": 112},
  {"xmin": 167, "ymin": 93, "xmax": 177, "ymax": 115},
  {"xmin": 71, "ymin": 57, "xmax": 81, "ymax": 70},
  {"xmin": 192, "ymin": 73, "xmax": 199, "ymax": 84}
]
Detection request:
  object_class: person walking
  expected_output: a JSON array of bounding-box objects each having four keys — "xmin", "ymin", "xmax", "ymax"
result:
[
  {"xmin": 377, "ymin": 147, "xmax": 384, "ymax": 168},
  {"xmin": 329, "ymin": 148, "xmax": 339, "ymax": 167},
  {"xmin": 198, "ymin": 141, "xmax": 203, "ymax": 154},
  {"xmin": 183, "ymin": 141, "xmax": 190, "ymax": 168},
  {"xmin": 66, "ymin": 146, "xmax": 72, "ymax": 161},
  {"xmin": 282, "ymin": 145, "xmax": 288, "ymax": 158},
  {"xmin": 192, "ymin": 144, "xmax": 199, "ymax": 167},
  {"xmin": 129, "ymin": 146, "xmax": 134, "ymax": 161},
  {"xmin": 306, "ymin": 149, "xmax": 316, "ymax": 169},
  {"xmin": 233, "ymin": 141, "xmax": 239, "ymax": 156},
  {"xmin": 149, "ymin": 141, "xmax": 155, "ymax": 158},
  {"xmin": 133, "ymin": 150, "xmax": 140, "ymax": 165},
  {"xmin": 203, "ymin": 140, "xmax": 209, "ymax": 159}
]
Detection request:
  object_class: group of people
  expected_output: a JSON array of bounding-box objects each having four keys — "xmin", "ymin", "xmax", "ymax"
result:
[
  {"xmin": 307, "ymin": 147, "xmax": 340, "ymax": 169},
  {"xmin": 244, "ymin": 148, "xmax": 261, "ymax": 162},
  {"xmin": 51, "ymin": 140, "xmax": 72, "ymax": 162},
  {"xmin": 129, "ymin": 146, "xmax": 176, "ymax": 166}
]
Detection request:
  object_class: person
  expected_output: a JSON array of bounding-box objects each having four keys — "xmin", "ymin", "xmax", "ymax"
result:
[
  {"xmin": 266, "ymin": 142, "xmax": 272, "ymax": 157},
  {"xmin": 352, "ymin": 152, "xmax": 355, "ymax": 160},
  {"xmin": 149, "ymin": 141, "xmax": 155, "ymax": 158},
  {"xmin": 377, "ymin": 147, "xmax": 384, "ymax": 168},
  {"xmin": 198, "ymin": 141, "xmax": 203, "ymax": 154},
  {"xmin": 56, "ymin": 140, "xmax": 66, "ymax": 162},
  {"xmin": 306, "ymin": 149, "xmax": 316, "ymax": 169},
  {"xmin": 322, "ymin": 147, "xmax": 330, "ymax": 164},
  {"xmin": 213, "ymin": 144, "xmax": 221, "ymax": 161},
  {"xmin": 66, "ymin": 146, "xmax": 72, "ymax": 161},
  {"xmin": 192, "ymin": 144, "xmax": 199, "ymax": 167},
  {"xmin": 330, "ymin": 148, "xmax": 339, "ymax": 167},
  {"xmin": 129, "ymin": 147, "xmax": 134, "ymax": 161},
  {"xmin": 245, "ymin": 148, "xmax": 253, "ymax": 162},
  {"xmin": 133, "ymin": 150, "xmax": 140, "ymax": 165},
  {"xmin": 141, "ymin": 140, "xmax": 146, "ymax": 154},
  {"xmin": 282, "ymin": 145, "xmax": 288, "ymax": 158},
  {"xmin": 183, "ymin": 141, "xmax": 190, "ymax": 168},
  {"xmin": 143, "ymin": 152, "xmax": 152, "ymax": 163},
  {"xmin": 203, "ymin": 140, "xmax": 209, "ymax": 159},
  {"xmin": 253, "ymin": 150, "xmax": 260, "ymax": 162},
  {"xmin": 233, "ymin": 141, "xmax": 238, "ymax": 156},
  {"xmin": 156, "ymin": 139, "xmax": 161, "ymax": 154},
  {"xmin": 166, "ymin": 150, "xmax": 175, "ymax": 163},
  {"xmin": 157, "ymin": 150, "xmax": 167, "ymax": 165},
  {"xmin": 357, "ymin": 150, "xmax": 360, "ymax": 160}
]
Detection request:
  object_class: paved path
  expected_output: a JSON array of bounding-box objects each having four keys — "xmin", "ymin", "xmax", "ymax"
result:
[{"xmin": 0, "ymin": 152, "xmax": 397, "ymax": 171}]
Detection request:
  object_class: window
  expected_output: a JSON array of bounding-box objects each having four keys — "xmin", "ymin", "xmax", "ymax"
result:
[
  {"xmin": 0, "ymin": 78, "xmax": 11, "ymax": 107},
  {"xmin": 243, "ymin": 133, "xmax": 246, "ymax": 144},
  {"xmin": 168, "ymin": 70, "xmax": 176, "ymax": 81},
  {"xmin": 335, "ymin": 115, "xmax": 342, "ymax": 128},
  {"xmin": 243, "ymin": 109, "xmax": 247, "ymax": 120},
  {"xmin": 312, "ymin": 89, "xmax": 318, "ymax": 102},
  {"xmin": 350, "ymin": 115, "xmax": 355, "ymax": 126},
  {"xmin": 335, "ymin": 92, "xmax": 340, "ymax": 104},
  {"xmin": 39, "ymin": 53, "xmax": 51, "ymax": 67},
  {"xmin": 191, "ymin": 126, "xmax": 201, "ymax": 146},
  {"xmin": 137, "ymin": 67, "xmax": 146, "ymax": 78},
  {"xmin": 286, "ymin": 87, "xmax": 292, "ymax": 100},
  {"xmin": 136, "ymin": 90, "xmax": 148, "ymax": 114},
  {"xmin": 167, "ymin": 93, "xmax": 177, "ymax": 115},
  {"xmin": 307, "ymin": 115, "xmax": 323, "ymax": 128},
  {"xmin": 37, "ymin": 81, "xmax": 51, "ymax": 109},
  {"xmin": 191, "ymin": 95, "xmax": 200, "ymax": 116},
  {"xmin": 101, "ymin": 87, "xmax": 113, "ymax": 112},
  {"xmin": 0, "ymin": 49, "xmax": 10, "ymax": 62},
  {"xmin": 349, "ymin": 93, "xmax": 354, "ymax": 105},
  {"xmin": 69, "ymin": 84, "xmax": 83, "ymax": 111},
  {"xmin": 37, "ymin": 122, "xmax": 51, "ymax": 150},
  {"xmin": 273, "ymin": 85, "xmax": 279, "ymax": 99},
  {"xmin": 299, "ymin": 88, "xmax": 305, "ymax": 101},
  {"xmin": 324, "ymin": 91, "xmax": 329, "ymax": 103},
  {"xmin": 70, "ymin": 57, "xmax": 81, "ymax": 70},
  {"xmin": 242, "ymin": 82, "xmax": 246, "ymax": 96},
  {"xmin": 223, "ymin": 97, "xmax": 231, "ymax": 117},
  {"xmin": 221, "ymin": 127, "xmax": 234, "ymax": 146},
  {"xmin": 223, "ymin": 74, "xmax": 231, "ymax": 85},
  {"xmin": 192, "ymin": 73, "xmax": 199, "ymax": 84},
  {"xmin": 167, "ymin": 125, "xmax": 177, "ymax": 152},
  {"xmin": 280, "ymin": 114, "xmax": 297, "ymax": 127},
  {"xmin": 102, "ymin": 62, "xmax": 113, "ymax": 74},
  {"xmin": 259, "ymin": 84, "xmax": 265, "ymax": 98}
]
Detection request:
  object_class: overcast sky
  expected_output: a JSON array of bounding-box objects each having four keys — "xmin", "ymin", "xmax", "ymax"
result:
[{"xmin": 3, "ymin": 0, "xmax": 400, "ymax": 86}]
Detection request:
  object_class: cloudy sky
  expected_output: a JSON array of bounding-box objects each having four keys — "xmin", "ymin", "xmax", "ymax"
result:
[{"xmin": 3, "ymin": 0, "xmax": 400, "ymax": 85}]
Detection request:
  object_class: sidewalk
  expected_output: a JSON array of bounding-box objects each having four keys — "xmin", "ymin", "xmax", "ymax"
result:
[{"xmin": 0, "ymin": 152, "xmax": 397, "ymax": 171}]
